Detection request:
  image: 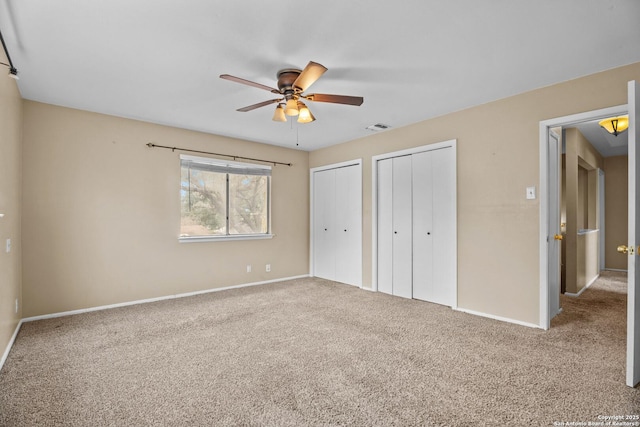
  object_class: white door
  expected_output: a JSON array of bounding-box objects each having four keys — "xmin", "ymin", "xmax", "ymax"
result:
[
  {"xmin": 548, "ymin": 130, "xmax": 562, "ymax": 318},
  {"xmin": 412, "ymin": 151, "xmax": 434, "ymax": 302},
  {"xmin": 313, "ymin": 169, "xmax": 336, "ymax": 280},
  {"xmin": 430, "ymin": 147, "xmax": 457, "ymax": 306},
  {"xmin": 377, "ymin": 156, "xmax": 413, "ymax": 298},
  {"xmin": 377, "ymin": 144, "xmax": 457, "ymax": 304},
  {"xmin": 392, "ymin": 155, "xmax": 413, "ymax": 299},
  {"xmin": 627, "ymin": 80, "xmax": 640, "ymax": 387},
  {"xmin": 412, "ymin": 148, "xmax": 456, "ymax": 306},
  {"xmin": 335, "ymin": 165, "xmax": 362, "ymax": 286},
  {"xmin": 377, "ymin": 159, "xmax": 394, "ymax": 295}
]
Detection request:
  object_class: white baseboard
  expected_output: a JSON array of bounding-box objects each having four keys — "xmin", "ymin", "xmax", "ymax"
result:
[
  {"xmin": 564, "ymin": 274, "xmax": 599, "ymax": 298},
  {"xmin": 453, "ymin": 307, "xmax": 541, "ymax": 329},
  {"xmin": 0, "ymin": 319, "xmax": 23, "ymax": 373},
  {"xmin": 604, "ymin": 268, "xmax": 628, "ymax": 272},
  {"xmin": 21, "ymin": 274, "xmax": 309, "ymax": 323}
]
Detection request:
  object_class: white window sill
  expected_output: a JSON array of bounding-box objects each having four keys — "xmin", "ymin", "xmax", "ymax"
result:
[{"xmin": 179, "ymin": 234, "xmax": 274, "ymax": 243}]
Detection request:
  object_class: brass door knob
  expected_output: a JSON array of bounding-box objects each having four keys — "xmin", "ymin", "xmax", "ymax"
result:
[
  {"xmin": 554, "ymin": 234, "xmax": 563, "ymax": 241},
  {"xmin": 618, "ymin": 245, "xmax": 629, "ymax": 254}
]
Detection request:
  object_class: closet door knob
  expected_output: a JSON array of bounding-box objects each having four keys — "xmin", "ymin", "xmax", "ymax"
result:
[
  {"xmin": 344, "ymin": 229, "xmax": 347, "ymax": 232},
  {"xmin": 324, "ymin": 228, "xmax": 328, "ymax": 231},
  {"xmin": 427, "ymin": 232, "xmax": 431, "ymax": 235},
  {"xmin": 394, "ymin": 231, "xmax": 398, "ymax": 234}
]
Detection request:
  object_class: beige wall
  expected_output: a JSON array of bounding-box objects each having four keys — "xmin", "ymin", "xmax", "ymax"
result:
[
  {"xmin": 22, "ymin": 101, "xmax": 309, "ymax": 317},
  {"xmin": 309, "ymin": 62, "xmax": 640, "ymax": 326},
  {"xmin": 564, "ymin": 128, "xmax": 604, "ymax": 294},
  {"xmin": 577, "ymin": 230, "xmax": 599, "ymax": 293},
  {"xmin": 577, "ymin": 166, "xmax": 588, "ymax": 229},
  {"xmin": 0, "ymin": 60, "xmax": 23, "ymax": 354},
  {"xmin": 604, "ymin": 155, "xmax": 628, "ymax": 270}
]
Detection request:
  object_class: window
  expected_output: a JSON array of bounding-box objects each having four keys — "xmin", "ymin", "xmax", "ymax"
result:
[{"xmin": 180, "ymin": 155, "xmax": 271, "ymax": 241}]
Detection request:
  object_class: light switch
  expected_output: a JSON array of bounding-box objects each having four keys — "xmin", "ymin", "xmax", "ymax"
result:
[
  {"xmin": 526, "ymin": 186, "xmax": 536, "ymax": 200},
  {"xmin": 5, "ymin": 238, "xmax": 10, "ymax": 253}
]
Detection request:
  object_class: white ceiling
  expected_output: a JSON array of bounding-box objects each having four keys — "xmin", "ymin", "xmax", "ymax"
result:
[
  {"xmin": 573, "ymin": 119, "xmax": 629, "ymax": 157},
  {"xmin": 1, "ymin": 1, "xmax": 639, "ymax": 151}
]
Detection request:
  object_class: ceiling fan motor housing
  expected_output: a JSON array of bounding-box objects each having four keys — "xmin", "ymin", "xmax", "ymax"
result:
[{"xmin": 277, "ymin": 69, "xmax": 302, "ymax": 99}]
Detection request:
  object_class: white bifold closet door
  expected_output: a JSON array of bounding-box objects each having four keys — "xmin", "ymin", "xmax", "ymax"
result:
[
  {"xmin": 377, "ymin": 158, "xmax": 394, "ymax": 296},
  {"xmin": 313, "ymin": 164, "xmax": 362, "ymax": 287},
  {"xmin": 313, "ymin": 169, "xmax": 337, "ymax": 281},
  {"xmin": 334, "ymin": 165, "xmax": 362, "ymax": 285},
  {"xmin": 377, "ymin": 147, "xmax": 456, "ymax": 306},
  {"xmin": 378, "ymin": 156, "xmax": 413, "ymax": 298},
  {"xmin": 412, "ymin": 148, "xmax": 456, "ymax": 306}
]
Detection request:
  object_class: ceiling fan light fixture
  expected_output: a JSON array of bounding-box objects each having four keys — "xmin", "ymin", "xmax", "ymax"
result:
[
  {"xmin": 599, "ymin": 115, "xmax": 629, "ymax": 136},
  {"xmin": 272, "ymin": 104, "xmax": 287, "ymax": 122},
  {"xmin": 285, "ymin": 98, "xmax": 299, "ymax": 116},
  {"xmin": 297, "ymin": 102, "xmax": 315, "ymax": 124}
]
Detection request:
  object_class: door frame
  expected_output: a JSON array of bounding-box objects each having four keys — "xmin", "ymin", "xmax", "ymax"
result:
[
  {"xmin": 371, "ymin": 139, "xmax": 457, "ymax": 307},
  {"xmin": 539, "ymin": 104, "xmax": 626, "ymax": 330},
  {"xmin": 627, "ymin": 80, "xmax": 639, "ymax": 387},
  {"xmin": 309, "ymin": 159, "xmax": 363, "ymax": 286}
]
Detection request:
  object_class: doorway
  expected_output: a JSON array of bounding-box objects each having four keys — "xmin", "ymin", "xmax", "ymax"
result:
[
  {"xmin": 539, "ymin": 84, "xmax": 640, "ymax": 388},
  {"xmin": 539, "ymin": 104, "xmax": 627, "ymax": 330}
]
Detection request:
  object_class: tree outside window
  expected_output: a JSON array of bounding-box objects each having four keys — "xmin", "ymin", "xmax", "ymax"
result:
[{"xmin": 180, "ymin": 156, "xmax": 270, "ymax": 238}]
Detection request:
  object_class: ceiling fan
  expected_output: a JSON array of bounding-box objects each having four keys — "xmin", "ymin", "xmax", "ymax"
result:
[{"xmin": 220, "ymin": 61, "xmax": 363, "ymax": 124}]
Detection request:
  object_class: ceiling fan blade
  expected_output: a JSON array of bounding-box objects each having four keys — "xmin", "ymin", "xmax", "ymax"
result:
[
  {"xmin": 220, "ymin": 74, "xmax": 280, "ymax": 94},
  {"xmin": 292, "ymin": 61, "xmax": 328, "ymax": 92},
  {"xmin": 237, "ymin": 98, "xmax": 282, "ymax": 112},
  {"xmin": 304, "ymin": 93, "xmax": 364, "ymax": 106}
]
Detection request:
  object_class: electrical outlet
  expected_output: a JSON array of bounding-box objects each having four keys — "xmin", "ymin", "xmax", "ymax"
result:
[
  {"xmin": 5, "ymin": 238, "xmax": 10, "ymax": 253},
  {"xmin": 246, "ymin": 265, "xmax": 252, "ymax": 273},
  {"xmin": 266, "ymin": 264, "xmax": 271, "ymax": 272}
]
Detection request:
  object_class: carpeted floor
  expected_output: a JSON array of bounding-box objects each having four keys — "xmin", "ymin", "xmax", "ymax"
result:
[{"xmin": 0, "ymin": 272, "xmax": 638, "ymax": 426}]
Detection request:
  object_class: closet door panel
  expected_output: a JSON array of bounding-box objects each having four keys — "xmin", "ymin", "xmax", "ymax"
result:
[
  {"xmin": 412, "ymin": 150, "xmax": 434, "ymax": 302},
  {"xmin": 335, "ymin": 165, "xmax": 362, "ymax": 286},
  {"xmin": 392, "ymin": 155, "xmax": 413, "ymax": 299},
  {"xmin": 377, "ymin": 159, "xmax": 394, "ymax": 295},
  {"xmin": 313, "ymin": 169, "xmax": 336, "ymax": 280},
  {"xmin": 431, "ymin": 147, "xmax": 456, "ymax": 306}
]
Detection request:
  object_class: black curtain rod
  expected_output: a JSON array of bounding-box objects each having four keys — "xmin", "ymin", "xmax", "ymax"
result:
[
  {"xmin": 146, "ymin": 143, "xmax": 292, "ymax": 167},
  {"xmin": 0, "ymin": 27, "xmax": 16, "ymax": 74}
]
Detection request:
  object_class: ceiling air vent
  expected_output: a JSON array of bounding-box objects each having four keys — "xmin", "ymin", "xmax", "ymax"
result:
[{"xmin": 366, "ymin": 123, "xmax": 392, "ymax": 132}]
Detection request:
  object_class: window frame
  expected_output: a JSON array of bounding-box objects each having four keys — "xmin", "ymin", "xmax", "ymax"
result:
[{"xmin": 179, "ymin": 154, "xmax": 273, "ymax": 243}]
